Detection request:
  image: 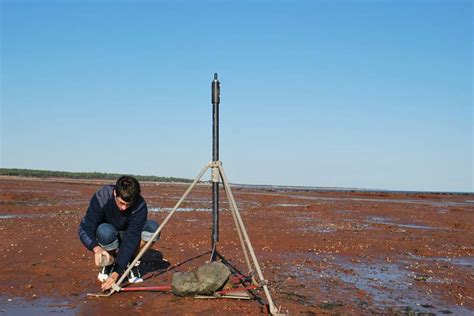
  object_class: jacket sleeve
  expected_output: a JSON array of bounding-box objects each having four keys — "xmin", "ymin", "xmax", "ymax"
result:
[
  {"xmin": 78, "ymin": 194, "xmax": 104, "ymax": 251},
  {"xmin": 112, "ymin": 201, "xmax": 147, "ymax": 275}
]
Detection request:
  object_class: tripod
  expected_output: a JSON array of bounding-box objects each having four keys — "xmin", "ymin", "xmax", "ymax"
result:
[{"xmin": 89, "ymin": 74, "xmax": 280, "ymax": 315}]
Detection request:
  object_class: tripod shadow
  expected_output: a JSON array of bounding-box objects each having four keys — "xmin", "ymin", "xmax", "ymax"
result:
[
  {"xmin": 143, "ymin": 250, "xmax": 211, "ymax": 281},
  {"xmin": 216, "ymin": 251, "xmax": 266, "ymax": 307},
  {"xmin": 138, "ymin": 250, "xmax": 266, "ymax": 309},
  {"xmin": 215, "ymin": 251, "xmax": 246, "ymax": 276}
]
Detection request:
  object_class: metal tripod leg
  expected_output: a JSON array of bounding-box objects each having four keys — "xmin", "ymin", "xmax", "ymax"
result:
[
  {"xmin": 218, "ymin": 163, "xmax": 280, "ymax": 315},
  {"xmin": 89, "ymin": 162, "xmax": 210, "ymax": 297},
  {"xmin": 213, "ymin": 162, "xmax": 253, "ymax": 279}
]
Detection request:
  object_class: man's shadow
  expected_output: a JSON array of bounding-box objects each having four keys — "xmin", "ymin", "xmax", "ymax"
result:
[{"xmin": 140, "ymin": 249, "xmax": 171, "ymax": 275}]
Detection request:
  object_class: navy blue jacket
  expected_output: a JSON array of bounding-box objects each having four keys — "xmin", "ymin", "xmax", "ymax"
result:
[{"xmin": 78, "ymin": 185, "xmax": 147, "ymax": 275}]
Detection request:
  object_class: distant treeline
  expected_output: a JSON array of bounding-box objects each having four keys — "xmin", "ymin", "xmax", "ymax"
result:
[{"xmin": 0, "ymin": 168, "xmax": 193, "ymax": 183}]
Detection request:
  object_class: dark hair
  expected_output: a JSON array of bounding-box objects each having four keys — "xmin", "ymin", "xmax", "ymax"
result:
[{"xmin": 115, "ymin": 176, "xmax": 141, "ymax": 204}]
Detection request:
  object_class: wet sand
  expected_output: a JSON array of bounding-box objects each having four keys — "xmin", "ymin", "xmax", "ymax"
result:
[{"xmin": 0, "ymin": 176, "xmax": 473, "ymax": 315}]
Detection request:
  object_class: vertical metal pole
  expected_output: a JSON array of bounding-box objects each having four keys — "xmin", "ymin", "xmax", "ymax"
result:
[{"xmin": 211, "ymin": 73, "xmax": 220, "ymax": 255}]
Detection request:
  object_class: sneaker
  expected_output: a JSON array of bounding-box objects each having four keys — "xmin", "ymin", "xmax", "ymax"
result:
[
  {"xmin": 97, "ymin": 265, "xmax": 113, "ymax": 282},
  {"xmin": 128, "ymin": 261, "xmax": 143, "ymax": 283}
]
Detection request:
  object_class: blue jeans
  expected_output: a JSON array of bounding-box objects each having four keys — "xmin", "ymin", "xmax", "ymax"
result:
[{"xmin": 96, "ymin": 220, "xmax": 160, "ymax": 251}]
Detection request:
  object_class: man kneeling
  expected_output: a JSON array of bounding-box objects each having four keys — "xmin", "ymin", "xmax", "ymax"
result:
[{"xmin": 78, "ymin": 176, "xmax": 159, "ymax": 291}]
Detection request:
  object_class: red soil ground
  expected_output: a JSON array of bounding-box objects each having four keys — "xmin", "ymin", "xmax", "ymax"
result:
[{"xmin": 0, "ymin": 176, "xmax": 473, "ymax": 315}]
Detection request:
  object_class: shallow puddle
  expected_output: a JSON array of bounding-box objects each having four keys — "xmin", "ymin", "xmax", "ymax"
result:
[
  {"xmin": 285, "ymin": 194, "xmax": 474, "ymax": 207},
  {"xmin": 0, "ymin": 297, "xmax": 77, "ymax": 315},
  {"xmin": 0, "ymin": 214, "xmax": 21, "ymax": 219},
  {"xmin": 278, "ymin": 252, "xmax": 473, "ymax": 314},
  {"xmin": 406, "ymin": 254, "xmax": 474, "ymax": 268},
  {"xmin": 365, "ymin": 216, "xmax": 441, "ymax": 230},
  {"xmin": 335, "ymin": 209, "xmax": 352, "ymax": 214},
  {"xmin": 0, "ymin": 213, "xmax": 57, "ymax": 220},
  {"xmin": 149, "ymin": 207, "xmax": 213, "ymax": 212},
  {"xmin": 302, "ymin": 225, "xmax": 338, "ymax": 233},
  {"xmin": 331, "ymin": 259, "xmax": 472, "ymax": 314}
]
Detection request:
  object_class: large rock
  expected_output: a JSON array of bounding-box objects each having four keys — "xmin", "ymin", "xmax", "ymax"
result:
[
  {"xmin": 172, "ymin": 262, "xmax": 231, "ymax": 296},
  {"xmin": 171, "ymin": 271, "xmax": 201, "ymax": 296},
  {"xmin": 196, "ymin": 262, "xmax": 231, "ymax": 295}
]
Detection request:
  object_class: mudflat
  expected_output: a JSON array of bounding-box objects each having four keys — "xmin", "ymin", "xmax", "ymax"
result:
[{"xmin": 0, "ymin": 177, "xmax": 473, "ymax": 315}]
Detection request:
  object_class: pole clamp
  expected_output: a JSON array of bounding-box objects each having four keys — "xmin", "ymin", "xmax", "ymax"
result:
[
  {"xmin": 209, "ymin": 161, "xmax": 222, "ymax": 183},
  {"xmin": 112, "ymin": 284, "xmax": 122, "ymax": 292},
  {"xmin": 259, "ymin": 279, "xmax": 269, "ymax": 287},
  {"xmin": 208, "ymin": 161, "xmax": 222, "ymax": 168}
]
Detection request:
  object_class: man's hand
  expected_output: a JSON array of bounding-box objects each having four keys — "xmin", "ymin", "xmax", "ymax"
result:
[
  {"xmin": 101, "ymin": 272, "xmax": 119, "ymax": 291},
  {"xmin": 93, "ymin": 246, "xmax": 113, "ymax": 267}
]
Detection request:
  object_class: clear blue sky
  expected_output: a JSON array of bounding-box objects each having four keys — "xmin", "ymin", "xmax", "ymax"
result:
[{"xmin": 1, "ymin": 0, "xmax": 472, "ymax": 192}]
